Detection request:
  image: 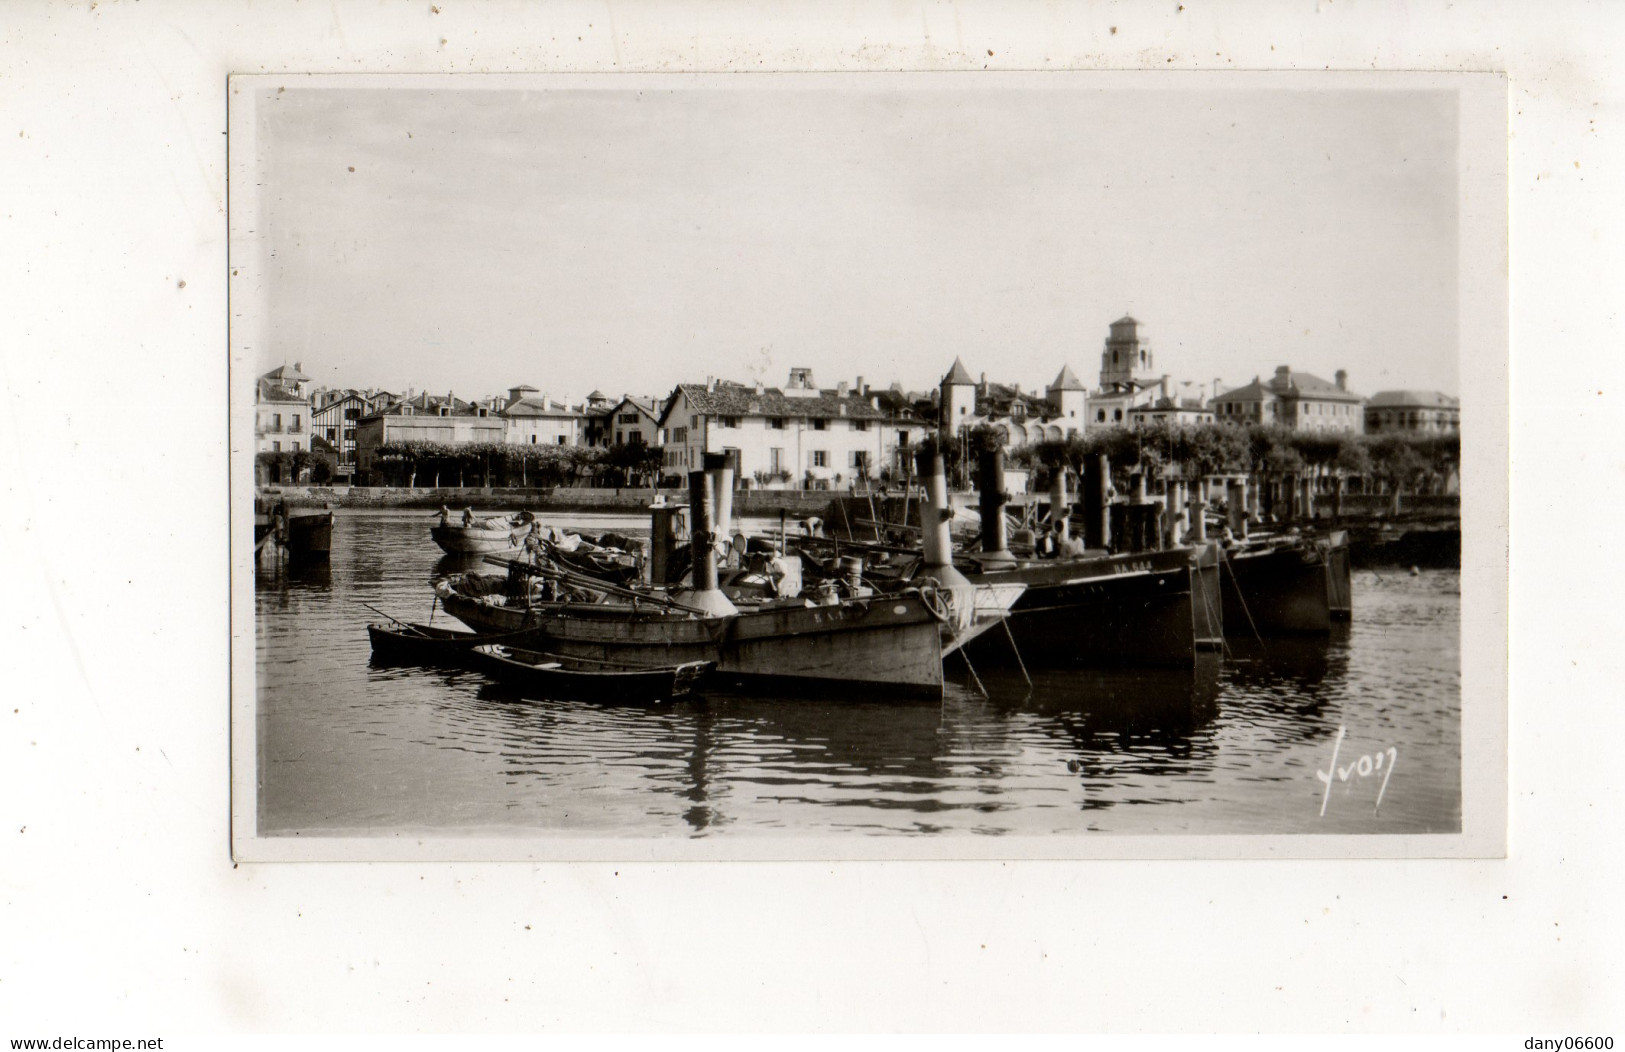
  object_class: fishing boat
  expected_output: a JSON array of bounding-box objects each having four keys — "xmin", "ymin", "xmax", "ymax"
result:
[
  {"xmin": 473, "ymin": 645, "xmax": 713, "ymax": 702},
  {"xmin": 438, "ymin": 588, "xmax": 950, "ymax": 697},
  {"xmin": 960, "ymin": 542, "xmax": 1223, "ymax": 668},
  {"xmin": 366, "ymin": 620, "xmax": 536, "ymax": 663},
  {"xmin": 1219, "ymin": 529, "xmax": 1352, "ymax": 634},
  {"xmin": 430, "ymin": 511, "xmax": 535, "ymax": 555},
  {"xmin": 431, "ymin": 454, "xmax": 1014, "ymax": 698}
]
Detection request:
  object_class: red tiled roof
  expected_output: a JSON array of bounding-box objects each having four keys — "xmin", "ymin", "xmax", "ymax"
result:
[{"xmin": 1366, "ymin": 390, "xmax": 1459, "ymax": 409}]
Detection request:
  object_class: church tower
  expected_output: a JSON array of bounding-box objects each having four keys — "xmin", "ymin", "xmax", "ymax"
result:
[
  {"xmin": 939, "ymin": 357, "xmax": 977, "ymax": 435},
  {"xmin": 1098, "ymin": 315, "xmax": 1154, "ymax": 391}
]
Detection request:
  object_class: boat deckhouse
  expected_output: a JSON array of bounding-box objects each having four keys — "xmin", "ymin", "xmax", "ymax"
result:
[
  {"xmin": 1364, "ymin": 390, "xmax": 1460, "ymax": 433},
  {"xmin": 1212, "ymin": 366, "xmax": 1365, "ymax": 433},
  {"xmin": 658, "ymin": 369, "xmax": 928, "ymax": 487}
]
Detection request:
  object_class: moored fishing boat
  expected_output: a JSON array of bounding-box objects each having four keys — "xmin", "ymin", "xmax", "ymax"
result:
[
  {"xmin": 472, "ymin": 645, "xmax": 710, "ymax": 702},
  {"xmin": 430, "ymin": 514, "xmax": 534, "ymax": 555},
  {"xmin": 1219, "ymin": 529, "xmax": 1352, "ymax": 634},
  {"xmin": 366, "ymin": 620, "xmax": 537, "ymax": 663}
]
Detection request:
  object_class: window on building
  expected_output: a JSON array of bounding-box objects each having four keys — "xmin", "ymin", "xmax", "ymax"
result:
[
  {"xmin": 326, "ymin": 428, "xmax": 337, "ymax": 441},
  {"xmin": 811, "ymin": 418, "xmax": 826, "ymax": 431},
  {"xmin": 769, "ymin": 448, "xmax": 784, "ymax": 474},
  {"xmin": 272, "ymin": 413, "xmax": 282, "ymax": 430},
  {"xmin": 852, "ymin": 419, "xmax": 868, "ymax": 431},
  {"xmin": 690, "ymin": 414, "xmax": 700, "ymax": 428},
  {"xmin": 439, "ymin": 407, "xmax": 450, "ymax": 417},
  {"xmin": 718, "ymin": 416, "xmax": 740, "ymax": 428},
  {"xmin": 291, "ymin": 414, "xmax": 301, "ymax": 429},
  {"xmin": 620, "ymin": 413, "xmax": 639, "ymax": 425},
  {"xmin": 271, "ymin": 440, "xmax": 281, "ymax": 451},
  {"xmin": 1096, "ymin": 410, "xmax": 1106, "ymax": 422},
  {"xmin": 345, "ymin": 407, "xmax": 360, "ymax": 420},
  {"xmin": 289, "ymin": 439, "xmax": 300, "ymax": 450},
  {"xmin": 897, "ymin": 431, "xmax": 909, "ymax": 447},
  {"xmin": 770, "ymin": 418, "xmax": 787, "ymax": 430},
  {"xmin": 531, "ymin": 435, "xmax": 537, "ymax": 444},
  {"xmin": 556, "ymin": 436, "xmax": 566, "ymax": 445},
  {"xmin": 812, "ymin": 450, "xmax": 828, "ymax": 468},
  {"xmin": 850, "ymin": 450, "xmax": 869, "ymax": 471},
  {"xmin": 1113, "ymin": 409, "xmax": 1122, "ymax": 422},
  {"xmin": 344, "ymin": 428, "xmax": 355, "ymax": 442},
  {"xmin": 673, "ymin": 427, "xmax": 688, "ymax": 444}
]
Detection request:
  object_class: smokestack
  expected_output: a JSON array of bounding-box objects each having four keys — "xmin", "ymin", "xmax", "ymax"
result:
[
  {"xmin": 913, "ymin": 438, "xmax": 974, "ymax": 603},
  {"xmin": 672, "ymin": 455, "xmax": 737, "ymax": 617},
  {"xmin": 976, "ymin": 446, "xmax": 1017, "ymax": 570}
]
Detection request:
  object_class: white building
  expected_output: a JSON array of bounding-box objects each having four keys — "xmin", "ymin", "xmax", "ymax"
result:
[
  {"xmin": 500, "ymin": 385, "xmax": 585, "ymax": 447},
  {"xmin": 607, "ymin": 396, "xmax": 662, "ymax": 448},
  {"xmin": 254, "ymin": 362, "xmax": 312, "ymax": 454},
  {"xmin": 658, "ymin": 369, "xmax": 928, "ymax": 488}
]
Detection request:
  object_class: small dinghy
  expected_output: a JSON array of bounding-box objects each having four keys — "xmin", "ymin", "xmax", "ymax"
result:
[
  {"xmin": 366, "ymin": 621, "xmax": 533, "ymax": 664},
  {"xmin": 472, "ymin": 644, "xmax": 713, "ymax": 703}
]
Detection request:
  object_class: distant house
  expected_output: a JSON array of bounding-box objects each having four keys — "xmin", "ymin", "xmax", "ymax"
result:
[
  {"xmin": 606, "ymin": 396, "xmax": 662, "ymax": 448},
  {"xmin": 499, "ymin": 386, "xmax": 584, "ymax": 447},
  {"xmin": 1128, "ymin": 395, "xmax": 1215, "ymax": 430},
  {"xmin": 353, "ymin": 391, "xmax": 504, "ymax": 482},
  {"xmin": 658, "ymin": 369, "xmax": 927, "ymax": 487},
  {"xmin": 580, "ymin": 390, "xmax": 619, "ymax": 448},
  {"xmin": 309, "ymin": 387, "xmax": 387, "ymax": 480},
  {"xmin": 1364, "ymin": 390, "xmax": 1460, "ymax": 433},
  {"xmin": 1212, "ymin": 366, "xmax": 1365, "ymax": 433},
  {"xmin": 254, "ymin": 362, "xmax": 312, "ymax": 455}
]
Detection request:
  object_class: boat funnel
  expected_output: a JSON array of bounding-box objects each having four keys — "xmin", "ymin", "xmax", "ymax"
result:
[
  {"xmin": 975, "ymin": 445, "xmax": 1017, "ymax": 570},
  {"xmin": 1082, "ymin": 453, "xmax": 1109, "ymax": 550},
  {"xmin": 671, "ymin": 462, "xmax": 738, "ymax": 617},
  {"xmin": 1050, "ymin": 470, "xmax": 1070, "ymax": 542},
  {"xmin": 913, "ymin": 439, "xmax": 975, "ymax": 635}
]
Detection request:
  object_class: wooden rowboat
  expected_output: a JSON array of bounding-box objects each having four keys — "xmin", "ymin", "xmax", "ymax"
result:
[
  {"xmin": 473, "ymin": 644, "xmax": 713, "ymax": 703},
  {"xmin": 366, "ymin": 621, "xmax": 535, "ymax": 663}
]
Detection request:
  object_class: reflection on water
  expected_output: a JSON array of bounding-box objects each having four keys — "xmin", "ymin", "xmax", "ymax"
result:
[{"xmin": 254, "ymin": 510, "xmax": 1461, "ymax": 838}]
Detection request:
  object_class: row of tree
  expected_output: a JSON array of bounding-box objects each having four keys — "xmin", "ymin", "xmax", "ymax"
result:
[
  {"xmin": 367, "ymin": 441, "xmax": 665, "ymax": 489},
  {"xmin": 1001, "ymin": 423, "xmax": 1459, "ymax": 497}
]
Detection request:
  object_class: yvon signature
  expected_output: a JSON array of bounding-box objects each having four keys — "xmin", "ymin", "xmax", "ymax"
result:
[{"xmin": 1317, "ymin": 726, "xmax": 1397, "ymax": 817}]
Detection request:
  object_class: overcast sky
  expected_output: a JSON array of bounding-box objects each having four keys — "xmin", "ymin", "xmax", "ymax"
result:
[{"xmin": 251, "ymin": 79, "xmax": 1460, "ymax": 403}]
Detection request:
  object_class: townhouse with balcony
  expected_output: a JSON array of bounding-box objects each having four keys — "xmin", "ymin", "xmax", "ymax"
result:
[{"xmin": 254, "ymin": 362, "xmax": 312, "ymax": 454}]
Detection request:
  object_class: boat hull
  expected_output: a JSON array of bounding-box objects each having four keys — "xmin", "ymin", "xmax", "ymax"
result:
[
  {"xmin": 1221, "ymin": 532, "xmax": 1351, "ymax": 634},
  {"xmin": 962, "ymin": 544, "xmax": 1221, "ymax": 669},
  {"xmin": 441, "ymin": 593, "xmax": 946, "ymax": 698},
  {"xmin": 430, "ymin": 524, "xmax": 530, "ymax": 555},
  {"xmin": 255, "ymin": 510, "xmax": 333, "ymax": 561},
  {"xmin": 474, "ymin": 645, "xmax": 713, "ymax": 702}
]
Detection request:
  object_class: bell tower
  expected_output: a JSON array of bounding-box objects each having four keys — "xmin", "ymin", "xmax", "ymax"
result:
[{"xmin": 1098, "ymin": 315, "xmax": 1153, "ymax": 391}]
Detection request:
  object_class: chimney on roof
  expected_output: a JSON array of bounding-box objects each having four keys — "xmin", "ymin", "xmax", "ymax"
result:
[
  {"xmin": 754, "ymin": 379, "xmax": 763, "ymax": 395},
  {"xmin": 706, "ymin": 376, "xmax": 715, "ymax": 393},
  {"xmin": 836, "ymin": 380, "xmax": 849, "ymax": 397},
  {"xmin": 1335, "ymin": 369, "xmax": 1348, "ymax": 391},
  {"xmin": 857, "ymin": 375, "xmax": 866, "ymax": 395},
  {"xmin": 294, "ymin": 361, "xmax": 303, "ymax": 373}
]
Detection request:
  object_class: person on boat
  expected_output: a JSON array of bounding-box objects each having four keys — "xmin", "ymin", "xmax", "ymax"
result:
[
  {"xmin": 436, "ymin": 505, "xmax": 451, "ymax": 527},
  {"xmin": 523, "ymin": 522, "xmax": 544, "ymax": 562},
  {"xmin": 463, "ymin": 506, "xmax": 476, "ymax": 527}
]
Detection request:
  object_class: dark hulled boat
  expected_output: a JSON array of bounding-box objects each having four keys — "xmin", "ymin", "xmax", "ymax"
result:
[
  {"xmin": 1220, "ymin": 530, "xmax": 1352, "ymax": 634},
  {"xmin": 473, "ymin": 645, "xmax": 713, "ymax": 702},
  {"xmin": 961, "ymin": 541, "xmax": 1223, "ymax": 668}
]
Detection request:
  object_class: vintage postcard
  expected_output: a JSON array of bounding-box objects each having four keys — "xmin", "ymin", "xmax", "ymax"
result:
[{"xmin": 229, "ymin": 71, "xmax": 1507, "ymax": 860}]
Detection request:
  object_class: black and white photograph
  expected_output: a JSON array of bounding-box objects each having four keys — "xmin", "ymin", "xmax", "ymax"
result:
[{"xmin": 231, "ymin": 72, "xmax": 1504, "ymax": 857}]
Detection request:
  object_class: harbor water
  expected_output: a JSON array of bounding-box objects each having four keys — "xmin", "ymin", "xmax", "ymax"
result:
[{"xmin": 254, "ymin": 510, "xmax": 1461, "ymax": 839}]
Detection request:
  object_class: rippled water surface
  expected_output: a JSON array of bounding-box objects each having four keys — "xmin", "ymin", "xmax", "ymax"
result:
[{"xmin": 254, "ymin": 510, "xmax": 1461, "ymax": 839}]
